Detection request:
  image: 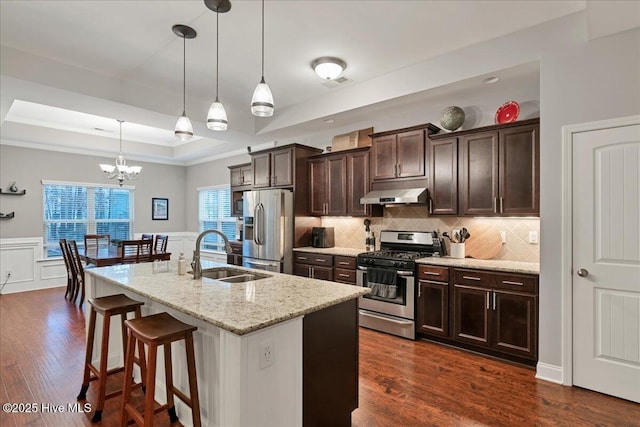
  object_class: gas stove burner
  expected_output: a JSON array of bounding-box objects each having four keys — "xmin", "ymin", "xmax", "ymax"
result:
[{"xmin": 360, "ymin": 250, "xmax": 433, "ymax": 261}]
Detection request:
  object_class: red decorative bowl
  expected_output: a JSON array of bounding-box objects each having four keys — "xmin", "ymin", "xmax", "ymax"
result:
[{"xmin": 495, "ymin": 101, "xmax": 520, "ymax": 124}]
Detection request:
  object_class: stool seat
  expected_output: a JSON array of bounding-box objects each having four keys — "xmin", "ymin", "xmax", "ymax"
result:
[
  {"xmin": 89, "ymin": 294, "xmax": 144, "ymax": 313},
  {"xmin": 78, "ymin": 293, "xmax": 146, "ymax": 423},
  {"xmin": 125, "ymin": 312, "xmax": 197, "ymax": 343},
  {"xmin": 121, "ymin": 312, "xmax": 201, "ymax": 427}
]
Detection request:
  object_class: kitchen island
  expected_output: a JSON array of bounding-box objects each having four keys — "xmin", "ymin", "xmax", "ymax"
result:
[{"xmin": 84, "ymin": 260, "xmax": 368, "ymax": 427}]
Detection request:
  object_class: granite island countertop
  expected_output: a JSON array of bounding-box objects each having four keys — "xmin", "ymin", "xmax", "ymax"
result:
[
  {"xmin": 85, "ymin": 260, "xmax": 369, "ymax": 336},
  {"xmin": 416, "ymin": 257, "xmax": 539, "ymax": 275}
]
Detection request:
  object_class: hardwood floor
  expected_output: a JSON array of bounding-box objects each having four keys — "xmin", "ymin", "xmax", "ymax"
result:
[{"xmin": 1, "ymin": 287, "xmax": 638, "ymax": 426}]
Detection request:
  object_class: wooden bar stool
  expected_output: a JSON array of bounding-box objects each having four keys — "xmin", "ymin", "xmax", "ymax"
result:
[
  {"xmin": 121, "ymin": 312, "xmax": 201, "ymax": 427},
  {"xmin": 77, "ymin": 294, "xmax": 146, "ymax": 423}
]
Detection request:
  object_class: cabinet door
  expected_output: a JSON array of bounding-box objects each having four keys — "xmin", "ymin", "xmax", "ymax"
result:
[
  {"xmin": 252, "ymin": 153, "xmax": 271, "ymax": 188},
  {"xmin": 327, "ymin": 155, "xmax": 347, "ymax": 215},
  {"xmin": 396, "ymin": 130, "xmax": 425, "ymax": 178},
  {"xmin": 311, "ymin": 265, "xmax": 333, "ymax": 281},
  {"xmin": 240, "ymin": 164, "xmax": 253, "ymax": 186},
  {"xmin": 294, "ymin": 263, "xmax": 311, "ymax": 278},
  {"xmin": 230, "ymin": 166, "xmax": 243, "ymax": 187},
  {"xmin": 371, "ymin": 135, "xmax": 397, "ymax": 180},
  {"xmin": 492, "ymin": 290, "xmax": 537, "ymax": 359},
  {"xmin": 428, "ymin": 138, "xmax": 458, "ymax": 215},
  {"xmin": 347, "ymin": 150, "xmax": 370, "ymax": 216},
  {"xmin": 459, "ymin": 131, "xmax": 499, "ymax": 215},
  {"xmin": 498, "ymin": 124, "xmax": 539, "ymax": 215},
  {"xmin": 453, "ymin": 284, "xmax": 491, "ymax": 347},
  {"xmin": 271, "ymin": 148, "xmax": 293, "ymax": 187},
  {"xmin": 309, "ymin": 158, "xmax": 327, "ymax": 216},
  {"xmin": 417, "ymin": 280, "xmax": 449, "ymax": 337}
]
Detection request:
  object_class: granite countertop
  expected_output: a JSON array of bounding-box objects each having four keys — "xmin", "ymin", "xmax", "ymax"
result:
[
  {"xmin": 293, "ymin": 246, "xmax": 364, "ymax": 257},
  {"xmin": 416, "ymin": 257, "xmax": 539, "ymax": 275},
  {"xmin": 85, "ymin": 260, "xmax": 369, "ymax": 336}
]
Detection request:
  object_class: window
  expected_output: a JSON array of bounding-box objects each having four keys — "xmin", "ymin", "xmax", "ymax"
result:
[
  {"xmin": 43, "ymin": 181, "xmax": 133, "ymax": 257},
  {"xmin": 198, "ymin": 186, "xmax": 236, "ymax": 251}
]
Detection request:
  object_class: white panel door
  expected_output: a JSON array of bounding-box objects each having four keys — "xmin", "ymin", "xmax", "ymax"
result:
[{"xmin": 573, "ymin": 122, "xmax": 640, "ymax": 402}]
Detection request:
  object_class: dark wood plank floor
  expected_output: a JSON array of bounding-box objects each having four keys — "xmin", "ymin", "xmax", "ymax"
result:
[{"xmin": 1, "ymin": 287, "xmax": 639, "ymax": 426}]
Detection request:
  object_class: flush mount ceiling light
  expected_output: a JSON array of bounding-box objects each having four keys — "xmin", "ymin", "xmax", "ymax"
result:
[
  {"xmin": 251, "ymin": 0, "xmax": 274, "ymax": 117},
  {"xmin": 173, "ymin": 24, "xmax": 197, "ymax": 141},
  {"xmin": 206, "ymin": 0, "xmax": 230, "ymax": 131},
  {"xmin": 311, "ymin": 57, "xmax": 347, "ymax": 80},
  {"xmin": 99, "ymin": 120, "xmax": 142, "ymax": 186}
]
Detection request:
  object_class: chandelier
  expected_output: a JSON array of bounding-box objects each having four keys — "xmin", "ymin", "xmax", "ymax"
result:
[{"xmin": 99, "ymin": 120, "xmax": 142, "ymax": 186}]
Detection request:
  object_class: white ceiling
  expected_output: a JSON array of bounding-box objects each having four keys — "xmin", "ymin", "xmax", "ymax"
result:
[{"xmin": 0, "ymin": 0, "xmax": 594, "ymax": 165}]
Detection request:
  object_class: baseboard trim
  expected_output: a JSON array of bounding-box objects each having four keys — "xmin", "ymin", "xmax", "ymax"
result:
[{"xmin": 535, "ymin": 362, "xmax": 564, "ymax": 384}]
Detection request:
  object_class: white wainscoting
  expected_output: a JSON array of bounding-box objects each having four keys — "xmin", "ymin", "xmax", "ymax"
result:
[{"xmin": 0, "ymin": 233, "xmax": 219, "ymax": 295}]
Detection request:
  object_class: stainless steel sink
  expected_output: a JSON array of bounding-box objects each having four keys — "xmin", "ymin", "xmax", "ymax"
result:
[{"xmin": 200, "ymin": 268, "xmax": 271, "ymax": 283}]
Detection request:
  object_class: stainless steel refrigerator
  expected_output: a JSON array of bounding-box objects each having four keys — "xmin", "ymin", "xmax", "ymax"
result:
[{"xmin": 242, "ymin": 189, "xmax": 293, "ymax": 273}]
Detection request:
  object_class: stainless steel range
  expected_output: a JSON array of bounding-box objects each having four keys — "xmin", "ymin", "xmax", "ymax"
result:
[{"xmin": 357, "ymin": 230, "xmax": 444, "ymax": 339}]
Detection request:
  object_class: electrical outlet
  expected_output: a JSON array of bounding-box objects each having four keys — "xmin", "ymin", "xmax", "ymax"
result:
[
  {"xmin": 259, "ymin": 339, "xmax": 274, "ymax": 369},
  {"xmin": 528, "ymin": 231, "xmax": 539, "ymax": 244},
  {"xmin": 499, "ymin": 231, "xmax": 506, "ymax": 244}
]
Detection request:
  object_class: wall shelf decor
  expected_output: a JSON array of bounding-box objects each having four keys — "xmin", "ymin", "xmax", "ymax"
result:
[
  {"xmin": 0, "ymin": 212, "xmax": 16, "ymax": 219},
  {"xmin": 0, "ymin": 189, "xmax": 26, "ymax": 195}
]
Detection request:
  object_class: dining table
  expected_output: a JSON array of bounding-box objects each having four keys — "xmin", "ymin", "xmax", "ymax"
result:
[{"xmin": 81, "ymin": 245, "xmax": 171, "ymax": 267}]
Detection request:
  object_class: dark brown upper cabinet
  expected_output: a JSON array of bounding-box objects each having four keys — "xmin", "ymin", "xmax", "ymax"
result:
[
  {"xmin": 252, "ymin": 147, "xmax": 293, "ymax": 188},
  {"xmin": 229, "ymin": 163, "xmax": 252, "ymax": 189},
  {"xmin": 430, "ymin": 118, "xmax": 539, "ymax": 217},
  {"xmin": 370, "ymin": 123, "xmax": 440, "ymax": 182},
  {"xmin": 427, "ymin": 137, "xmax": 458, "ymax": 215},
  {"xmin": 308, "ymin": 148, "xmax": 381, "ymax": 217}
]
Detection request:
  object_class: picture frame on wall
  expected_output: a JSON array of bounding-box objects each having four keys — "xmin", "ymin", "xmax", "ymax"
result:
[{"xmin": 152, "ymin": 198, "xmax": 169, "ymax": 220}]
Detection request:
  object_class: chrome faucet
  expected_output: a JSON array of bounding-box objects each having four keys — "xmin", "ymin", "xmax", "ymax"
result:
[{"xmin": 191, "ymin": 229, "xmax": 233, "ymax": 279}]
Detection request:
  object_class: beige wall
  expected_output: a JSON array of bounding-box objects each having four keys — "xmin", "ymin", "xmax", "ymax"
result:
[{"xmin": 0, "ymin": 145, "xmax": 187, "ymax": 238}]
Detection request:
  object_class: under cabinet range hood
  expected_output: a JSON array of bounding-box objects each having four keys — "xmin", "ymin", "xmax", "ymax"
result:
[{"xmin": 360, "ymin": 188, "xmax": 427, "ymax": 205}]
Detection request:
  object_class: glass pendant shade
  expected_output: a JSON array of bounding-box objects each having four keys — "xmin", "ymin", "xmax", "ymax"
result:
[
  {"xmin": 251, "ymin": 78, "xmax": 274, "ymax": 117},
  {"xmin": 174, "ymin": 113, "xmax": 194, "ymax": 141},
  {"xmin": 207, "ymin": 100, "xmax": 228, "ymax": 131}
]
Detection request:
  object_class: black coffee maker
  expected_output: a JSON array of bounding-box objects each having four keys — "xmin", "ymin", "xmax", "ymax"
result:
[{"xmin": 310, "ymin": 227, "xmax": 335, "ymax": 248}]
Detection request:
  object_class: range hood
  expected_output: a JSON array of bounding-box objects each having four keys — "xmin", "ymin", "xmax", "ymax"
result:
[{"xmin": 360, "ymin": 188, "xmax": 427, "ymax": 205}]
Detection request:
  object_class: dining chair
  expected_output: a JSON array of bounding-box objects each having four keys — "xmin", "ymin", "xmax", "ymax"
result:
[
  {"xmin": 67, "ymin": 240, "xmax": 86, "ymax": 307},
  {"xmin": 84, "ymin": 234, "xmax": 111, "ymax": 251},
  {"xmin": 138, "ymin": 239, "xmax": 153, "ymax": 263},
  {"xmin": 154, "ymin": 235, "xmax": 169, "ymax": 253},
  {"xmin": 121, "ymin": 240, "xmax": 141, "ymax": 264},
  {"xmin": 59, "ymin": 239, "xmax": 75, "ymax": 300},
  {"xmin": 141, "ymin": 234, "xmax": 153, "ymax": 240}
]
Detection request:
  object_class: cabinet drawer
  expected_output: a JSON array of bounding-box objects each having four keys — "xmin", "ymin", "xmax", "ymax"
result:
[
  {"xmin": 229, "ymin": 242, "xmax": 243, "ymax": 255},
  {"xmin": 492, "ymin": 272, "xmax": 538, "ymax": 294},
  {"xmin": 418, "ymin": 265, "xmax": 449, "ymax": 282},
  {"xmin": 334, "ymin": 256, "xmax": 356, "ymax": 270},
  {"xmin": 334, "ymin": 268, "xmax": 356, "ymax": 284},
  {"xmin": 294, "ymin": 252, "xmax": 334, "ymax": 267},
  {"xmin": 453, "ymin": 269, "xmax": 495, "ymax": 288}
]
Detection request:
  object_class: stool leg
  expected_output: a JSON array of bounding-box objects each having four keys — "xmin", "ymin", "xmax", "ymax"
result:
[
  {"xmin": 185, "ymin": 333, "xmax": 201, "ymax": 427},
  {"xmin": 77, "ymin": 307, "xmax": 97, "ymax": 400},
  {"xmin": 134, "ymin": 307, "xmax": 147, "ymax": 393},
  {"xmin": 91, "ymin": 310, "xmax": 112, "ymax": 423},
  {"xmin": 120, "ymin": 330, "xmax": 137, "ymax": 427},
  {"xmin": 164, "ymin": 342, "xmax": 178, "ymax": 423},
  {"xmin": 144, "ymin": 343, "xmax": 158, "ymax": 427}
]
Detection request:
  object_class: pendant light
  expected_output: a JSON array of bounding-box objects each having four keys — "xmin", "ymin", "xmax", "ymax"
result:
[
  {"xmin": 173, "ymin": 24, "xmax": 197, "ymax": 141},
  {"xmin": 99, "ymin": 120, "xmax": 142, "ymax": 186},
  {"xmin": 206, "ymin": 2, "xmax": 228, "ymax": 131},
  {"xmin": 251, "ymin": 0, "xmax": 274, "ymax": 117}
]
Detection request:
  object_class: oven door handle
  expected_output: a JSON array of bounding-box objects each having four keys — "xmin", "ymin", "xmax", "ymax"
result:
[
  {"xmin": 359, "ymin": 310, "xmax": 413, "ymax": 326},
  {"xmin": 396, "ymin": 270, "xmax": 414, "ymax": 277}
]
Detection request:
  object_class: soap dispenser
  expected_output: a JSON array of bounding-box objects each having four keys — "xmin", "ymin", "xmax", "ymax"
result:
[{"xmin": 178, "ymin": 252, "xmax": 187, "ymax": 275}]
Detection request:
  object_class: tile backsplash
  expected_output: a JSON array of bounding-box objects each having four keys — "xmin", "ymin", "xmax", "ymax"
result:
[{"xmin": 319, "ymin": 205, "xmax": 539, "ymax": 262}]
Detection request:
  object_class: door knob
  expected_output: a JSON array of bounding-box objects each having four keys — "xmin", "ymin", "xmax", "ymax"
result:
[{"xmin": 577, "ymin": 268, "xmax": 589, "ymax": 277}]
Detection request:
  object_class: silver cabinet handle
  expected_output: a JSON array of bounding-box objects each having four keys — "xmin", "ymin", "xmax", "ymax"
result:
[
  {"xmin": 500, "ymin": 196, "xmax": 504, "ymax": 213},
  {"xmin": 298, "ymin": 256, "xmax": 308, "ymax": 260},
  {"xmin": 502, "ymin": 280, "xmax": 523, "ymax": 286},
  {"xmin": 422, "ymin": 271, "xmax": 440, "ymax": 276},
  {"xmin": 493, "ymin": 291, "xmax": 496, "ymax": 310},
  {"xmin": 338, "ymin": 261, "xmax": 350, "ymax": 265},
  {"xmin": 338, "ymin": 273, "xmax": 350, "ymax": 278},
  {"xmin": 486, "ymin": 292, "xmax": 490, "ymax": 310},
  {"xmin": 577, "ymin": 268, "xmax": 589, "ymax": 277},
  {"xmin": 310, "ymin": 267, "xmax": 314, "ymax": 278},
  {"xmin": 494, "ymin": 197, "xmax": 498, "ymax": 213},
  {"xmin": 462, "ymin": 275, "xmax": 481, "ymax": 281},
  {"xmin": 397, "ymin": 163, "xmax": 401, "ymax": 176},
  {"xmin": 315, "ymin": 258, "xmax": 327, "ymax": 263},
  {"xmin": 429, "ymin": 199, "xmax": 433, "ymax": 214},
  {"xmin": 418, "ymin": 283, "xmax": 422, "ymax": 298}
]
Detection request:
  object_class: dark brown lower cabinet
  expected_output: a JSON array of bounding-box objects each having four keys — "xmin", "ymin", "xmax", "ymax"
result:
[
  {"xmin": 417, "ymin": 280, "xmax": 449, "ymax": 337},
  {"xmin": 452, "ymin": 268, "xmax": 538, "ymax": 361},
  {"xmin": 294, "ymin": 252, "xmax": 334, "ymax": 281}
]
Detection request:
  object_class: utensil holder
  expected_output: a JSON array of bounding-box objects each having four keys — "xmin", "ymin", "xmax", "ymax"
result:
[{"xmin": 451, "ymin": 243, "xmax": 465, "ymax": 259}]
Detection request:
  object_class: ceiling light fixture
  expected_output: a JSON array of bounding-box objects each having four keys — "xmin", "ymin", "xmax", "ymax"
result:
[
  {"xmin": 251, "ymin": 0, "xmax": 274, "ymax": 117},
  {"xmin": 311, "ymin": 57, "xmax": 347, "ymax": 80},
  {"xmin": 173, "ymin": 24, "xmax": 197, "ymax": 141},
  {"xmin": 206, "ymin": 0, "xmax": 230, "ymax": 131},
  {"xmin": 99, "ymin": 120, "xmax": 142, "ymax": 186}
]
